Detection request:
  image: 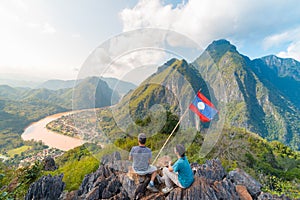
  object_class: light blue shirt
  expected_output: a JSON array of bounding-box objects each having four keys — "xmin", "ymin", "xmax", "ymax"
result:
[
  {"xmin": 172, "ymin": 156, "xmax": 194, "ymax": 188},
  {"xmin": 129, "ymin": 146, "xmax": 152, "ymax": 171}
]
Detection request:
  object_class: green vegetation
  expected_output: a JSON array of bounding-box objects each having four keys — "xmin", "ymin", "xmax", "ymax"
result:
[
  {"xmin": 4, "ymin": 141, "xmax": 50, "ymax": 166},
  {"xmin": 54, "ymin": 156, "xmax": 98, "ymax": 191},
  {"xmin": 48, "ymin": 143, "xmax": 125, "ymax": 191},
  {"xmin": 0, "ymin": 161, "xmax": 43, "ymax": 199},
  {"xmin": 0, "ymin": 143, "xmax": 120, "ymax": 198},
  {"xmin": 48, "ymin": 145, "xmax": 99, "ymax": 191},
  {"xmin": 0, "ymin": 98, "xmax": 67, "ymax": 154},
  {"xmin": 7, "ymin": 146, "xmax": 31, "ymax": 158}
]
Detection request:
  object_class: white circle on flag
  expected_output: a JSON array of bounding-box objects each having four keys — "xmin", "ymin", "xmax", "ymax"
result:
[{"xmin": 197, "ymin": 102, "xmax": 205, "ymax": 110}]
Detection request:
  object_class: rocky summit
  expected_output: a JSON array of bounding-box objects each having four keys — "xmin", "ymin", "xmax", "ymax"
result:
[
  {"xmin": 25, "ymin": 152, "xmax": 292, "ymax": 200},
  {"xmin": 25, "ymin": 174, "xmax": 65, "ymax": 200}
]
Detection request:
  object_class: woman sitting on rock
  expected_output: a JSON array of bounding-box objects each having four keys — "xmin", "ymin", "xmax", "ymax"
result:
[{"xmin": 160, "ymin": 144, "xmax": 194, "ymax": 194}]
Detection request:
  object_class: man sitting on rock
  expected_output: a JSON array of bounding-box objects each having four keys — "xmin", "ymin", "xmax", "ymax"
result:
[
  {"xmin": 129, "ymin": 133, "xmax": 159, "ymax": 192},
  {"xmin": 160, "ymin": 144, "xmax": 194, "ymax": 194}
]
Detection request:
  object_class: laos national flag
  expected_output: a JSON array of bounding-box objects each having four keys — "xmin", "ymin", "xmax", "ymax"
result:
[{"xmin": 189, "ymin": 91, "xmax": 218, "ymax": 122}]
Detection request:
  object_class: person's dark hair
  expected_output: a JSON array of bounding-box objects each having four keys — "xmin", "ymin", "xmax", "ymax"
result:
[
  {"xmin": 139, "ymin": 137, "xmax": 146, "ymax": 144},
  {"xmin": 138, "ymin": 133, "xmax": 147, "ymax": 145},
  {"xmin": 175, "ymin": 144, "xmax": 185, "ymax": 157}
]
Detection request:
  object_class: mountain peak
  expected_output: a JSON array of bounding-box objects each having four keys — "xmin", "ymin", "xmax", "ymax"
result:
[
  {"xmin": 156, "ymin": 58, "xmax": 189, "ymax": 74},
  {"xmin": 206, "ymin": 39, "xmax": 237, "ymax": 52},
  {"xmin": 164, "ymin": 58, "xmax": 188, "ymax": 67},
  {"xmin": 204, "ymin": 39, "xmax": 238, "ymax": 62}
]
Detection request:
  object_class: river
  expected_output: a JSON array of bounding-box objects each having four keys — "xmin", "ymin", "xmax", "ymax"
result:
[{"xmin": 21, "ymin": 111, "xmax": 85, "ymax": 151}]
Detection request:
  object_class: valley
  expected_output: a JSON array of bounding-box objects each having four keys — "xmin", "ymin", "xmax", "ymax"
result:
[{"xmin": 0, "ymin": 39, "xmax": 299, "ymax": 199}]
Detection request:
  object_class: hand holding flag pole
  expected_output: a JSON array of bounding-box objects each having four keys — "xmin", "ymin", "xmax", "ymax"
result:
[{"xmin": 152, "ymin": 90, "xmax": 218, "ymax": 165}]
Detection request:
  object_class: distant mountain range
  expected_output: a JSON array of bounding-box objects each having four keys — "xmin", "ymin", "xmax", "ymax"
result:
[
  {"xmin": 0, "ymin": 78, "xmax": 40, "ymax": 88},
  {"xmin": 36, "ymin": 77, "xmax": 136, "ymax": 96},
  {"xmin": 0, "ymin": 77, "xmax": 136, "ymax": 109}
]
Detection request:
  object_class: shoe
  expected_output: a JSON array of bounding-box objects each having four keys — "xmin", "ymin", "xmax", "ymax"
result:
[
  {"xmin": 162, "ymin": 187, "xmax": 173, "ymax": 194},
  {"xmin": 147, "ymin": 184, "xmax": 159, "ymax": 193}
]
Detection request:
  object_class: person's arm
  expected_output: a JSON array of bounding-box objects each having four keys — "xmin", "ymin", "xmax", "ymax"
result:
[
  {"xmin": 171, "ymin": 160, "xmax": 181, "ymax": 173},
  {"xmin": 168, "ymin": 161, "xmax": 174, "ymax": 172},
  {"xmin": 129, "ymin": 155, "xmax": 132, "ymax": 161}
]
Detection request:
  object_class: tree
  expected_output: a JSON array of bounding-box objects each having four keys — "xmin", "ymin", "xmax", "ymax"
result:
[{"xmin": 161, "ymin": 111, "xmax": 179, "ymax": 134}]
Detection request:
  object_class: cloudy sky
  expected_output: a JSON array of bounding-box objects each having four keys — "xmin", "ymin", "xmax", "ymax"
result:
[{"xmin": 1, "ymin": 0, "xmax": 300, "ymax": 82}]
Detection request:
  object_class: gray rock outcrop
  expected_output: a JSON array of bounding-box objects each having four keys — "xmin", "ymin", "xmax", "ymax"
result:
[
  {"xmin": 258, "ymin": 192, "xmax": 291, "ymax": 200},
  {"xmin": 43, "ymin": 156, "xmax": 57, "ymax": 171},
  {"xmin": 228, "ymin": 168, "xmax": 262, "ymax": 198},
  {"xmin": 26, "ymin": 152, "xmax": 293, "ymax": 200},
  {"xmin": 25, "ymin": 174, "xmax": 65, "ymax": 200}
]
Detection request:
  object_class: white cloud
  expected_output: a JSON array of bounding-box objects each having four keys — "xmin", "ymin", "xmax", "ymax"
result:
[
  {"xmin": 105, "ymin": 49, "xmax": 167, "ymax": 84},
  {"xmin": 79, "ymin": 29, "xmax": 173, "ymax": 84},
  {"xmin": 120, "ymin": 0, "xmax": 300, "ymax": 59},
  {"xmin": 41, "ymin": 23, "xmax": 56, "ymax": 34},
  {"xmin": 78, "ymin": 28, "xmax": 200, "ymax": 84},
  {"xmin": 277, "ymin": 41, "xmax": 300, "ymax": 61},
  {"xmin": 263, "ymin": 27, "xmax": 300, "ymax": 49},
  {"xmin": 27, "ymin": 22, "xmax": 39, "ymax": 28},
  {"xmin": 263, "ymin": 27, "xmax": 300, "ymax": 60},
  {"xmin": 71, "ymin": 33, "xmax": 81, "ymax": 38}
]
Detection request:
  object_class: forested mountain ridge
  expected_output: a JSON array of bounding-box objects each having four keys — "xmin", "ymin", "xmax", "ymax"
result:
[{"xmin": 194, "ymin": 39, "xmax": 300, "ymax": 150}]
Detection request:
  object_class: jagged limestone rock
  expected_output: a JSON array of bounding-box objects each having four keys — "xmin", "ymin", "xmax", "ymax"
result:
[
  {"xmin": 43, "ymin": 156, "xmax": 57, "ymax": 171},
  {"xmin": 257, "ymin": 192, "xmax": 292, "ymax": 200},
  {"xmin": 32, "ymin": 152, "xmax": 291, "ymax": 200},
  {"xmin": 227, "ymin": 168, "xmax": 262, "ymax": 198},
  {"xmin": 25, "ymin": 174, "xmax": 65, "ymax": 200},
  {"xmin": 191, "ymin": 159, "xmax": 226, "ymax": 181}
]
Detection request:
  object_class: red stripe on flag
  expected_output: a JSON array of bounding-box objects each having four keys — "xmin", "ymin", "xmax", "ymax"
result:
[
  {"xmin": 189, "ymin": 103, "xmax": 210, "ymax": 122},
  {"xmin": 196, "ymin": 91, "xmax": 215, "ymax": 108}
]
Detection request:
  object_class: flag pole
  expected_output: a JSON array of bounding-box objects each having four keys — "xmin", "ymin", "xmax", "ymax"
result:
[{"xmin": 152, "ymin": 106, "xmax": 190, "ymax": 165}]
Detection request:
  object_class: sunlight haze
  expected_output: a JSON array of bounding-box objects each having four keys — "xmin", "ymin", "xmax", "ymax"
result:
[{"xmin": 1, "ymin": 0, "xmax": 300, "ymax": 83}]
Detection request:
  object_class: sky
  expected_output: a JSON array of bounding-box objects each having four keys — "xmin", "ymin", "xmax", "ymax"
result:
[{"xmin": 0, "ymin": 0, "xmax": 300, "ymax": 83}]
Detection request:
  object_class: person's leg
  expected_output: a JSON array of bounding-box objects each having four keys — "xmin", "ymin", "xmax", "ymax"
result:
[
  {"xmin": 146, "ymin": 165, "xmax": 159, "ymax": 192},
  {"xmin": 162, "ymin": 167, "xmax": 174, "ymax": 188},
  {"xmin": 162, "ymin": 167, "xmax": 182, "ymax": 188},
  {"xmin": 150, "ymin": 170, "xmax": 157, "ymax": 182},
  {"xmin": 148, "ymin": 165, "xmax": 158, "ymax": 185}
]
